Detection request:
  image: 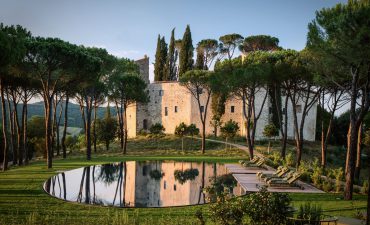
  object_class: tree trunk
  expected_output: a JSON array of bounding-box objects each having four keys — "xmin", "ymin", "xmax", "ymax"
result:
[
  {"xmin": 85, "ymin": 97, "xmax": 92, "ymax": 160},
  {"xmin": 44, "ymin": 96, "xmax": 53, "ymax": 169},
  {"xmin": 1, "ymin": 78, "xmax": 8, "ymax": 171},
  {"xmin": 51, "ymin": 95, "xmax": 58, "ymax": 157},
  {"xmin": 106, "ymin": 140, "xmax": 109, "ymax": 151},
  {"xmin": 93, "ymin": 103, "xmax": 97, "ymax": 153},
  {"xmin": 6, "ymin": 94, "xmax": 16, "ymax": 165},
  {"xmin": 61, "ymin": 95, "xmax": 69, "ymax": 159},
  {"xmin": 115, "ymin": 101, "xmax": 124, "ymax": 149},
  {"xmin": 355, "ymin": 123, "xmax": 363, "ymax": 182},
  {"xmin": 56, "ymin": 101, "xmax": 63, "ymax": 157},
  {"xmin": 201, "ymin": 122, "xmax": 206, "ymax": 154},
  {"xmin": 344, "ymin": 68, "xmax": 360, "ymax": 200},
  {"xmin": 11, "ymin": 97, "xmax": 22, "ymax": 166},
  {"xmin": 281, "ymin": 96, "xmax": 289, "ymax": 158},
  {"xmin": 22, "ymin": 98, "xmax": 28, "ymax": 164},
  {"xmin": 123, "ymin": 106, "xmax": 128, "ymax": 154}
]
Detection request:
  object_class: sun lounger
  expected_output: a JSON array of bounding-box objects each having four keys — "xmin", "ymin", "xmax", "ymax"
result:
[
  {"xmin": 264, "ymin": 170, "xmax": 294, "ymax": 183},
  {"xmin": 239, "ymin": 157, "xmax": 260, "ymax": 167},
  {"xmin": 267, "ymin": 172, "xmax": 302, "ymax": 187},
  {"xmin": 257, "ymin": 166, "xmax": 285, "ymax": 179}
]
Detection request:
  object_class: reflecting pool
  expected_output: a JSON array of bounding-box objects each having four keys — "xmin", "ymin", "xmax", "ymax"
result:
[{"xmin": 43, "ymin": 161, "xmax": 245, "ymax": 207}]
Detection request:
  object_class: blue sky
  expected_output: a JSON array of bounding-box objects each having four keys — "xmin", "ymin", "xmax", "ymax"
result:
[{"xmin": 1, "ymin": 0, "xmax": 346, "ymax": 81}]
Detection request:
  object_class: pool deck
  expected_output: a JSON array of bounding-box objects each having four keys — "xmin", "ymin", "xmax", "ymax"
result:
[{"xmin": 225, "ymin": 164, "xmax": 324, "ymax": 193}]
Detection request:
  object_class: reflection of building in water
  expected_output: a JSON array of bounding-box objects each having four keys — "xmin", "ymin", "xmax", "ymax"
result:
[
  {"xmin": 124, "ymin": 161, "xmax": 228, "ymax": 207},
  {"xmin": 43, "ymin": 161, "xmax": 242, "ymax": 208}
]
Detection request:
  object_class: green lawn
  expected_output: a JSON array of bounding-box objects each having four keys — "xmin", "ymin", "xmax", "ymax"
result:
[{"xmin": 0, "ymin": 137, "xmax": 367, "ymax": 225}]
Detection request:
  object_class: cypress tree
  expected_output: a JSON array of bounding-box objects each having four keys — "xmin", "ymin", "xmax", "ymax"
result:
[
  {"xmin": 154, "ymin": 35, "xmax": 168, "ymax": 81},
  {"xmin": 178, "ymin": 25, "xmax": 194, "ymax": 77},
  {"xmin": 160, "ymin": 37, "xmax": 168, "ymax": 80},
  {"xmin": 154, "ymin": 35, "xmax": 162, "ymax": 81},
  {"xmin": 195, "ymin": 46, "xmax": 205, "ymax": 69},
  {"xmin": 166, "ymin": 28, "xmax": 177, "ymax": 81}
]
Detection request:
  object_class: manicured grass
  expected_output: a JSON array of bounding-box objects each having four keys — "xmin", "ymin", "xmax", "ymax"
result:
[{"xmin": 0, "ymin": 137, "xmax": 367, "ymax": 225}]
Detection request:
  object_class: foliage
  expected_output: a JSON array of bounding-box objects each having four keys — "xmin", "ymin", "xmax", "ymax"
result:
[
  {"xmin": 209, "ymin": 195, "xmax": 246, "ymax": 225},
  {"xmin": 311, "ymin": 160, "xmax": 323, "ymax": 187},
  {"xmin": 187, "ymin": 124, "xmax": 200, "ymax": 136},
  {"xmin": 208, "ymin": 187, "xmax": 292, "ymax": 225},
  {"xmin": 165, "ymin": 28, "xmax": 177, "ymax": 81},
  {"xmin": 174, "ymin": 122, "xmax": 188, "ymax": 137},
  {"xmin": 65, "ymin": 135, "xmax": 77, "ymax": 150},
  {"xmin": 329, "ymin": 167, "xmax": 344, "ymax": 193},
  {"xmin": 284, "ymin": 152, "xmax": 295, "ymax": 167},
  {"xmin": 220, "ymin": 120, "xmax": 240, "ymax": 140},
  {"xmin": 219, "ymin": 33, "xmax": 243, "ymax": 60},
  {"xmin": 361, "ymin": 180, "xmax": 368, "ymax": 194},
  {"xmin": 174, "ymin": 168, "xmax": 199, "ymax": 184},
  {"xmin": 95, "ymin": 107, "xmax": 117, "ymax": 150},
  {"xmin": 244, "ymin": 187, "xmax": 292, "ymax": 225},
  {"xmin": 322, "ymin": 181, "xmax": 334, "ymax": 192},
  {"xmin": 204, "ymin": 173, "xmax": 237, "ymax": 201},
  {"xmin": 149, "ymin": 123, "xmax": 165, "ymax": 135},
  {"xmin": 298, "ymin": 161, "xmax": 313, "ymax": 183},
  {"xmin": 178, "ymin": 25, "xmax": 194, "ymax": 77},
  {"xmin": 154, "ymin": 35, "xmax": 168, "ymax": 81},
  {"xmin": 239, "ymin": 35, "xmax": 280, "ymax": 53},
  {"xmin": 297, "ymin": 203, "xmax": 323, "ymax": 224},
  {"xmin": 364, "ymin": 129, "xmax": 370, "ymax": 147},
  {"xmin": 269, "ymin": 151, "xmax": 283, "ymax": 168},
  {"xmin": 149, "ymin": 169, "xmax": 164, "ymax": 180},
  {"xmin": 262, "ymin": 124, "xmax": 278, "ymax": 138}
]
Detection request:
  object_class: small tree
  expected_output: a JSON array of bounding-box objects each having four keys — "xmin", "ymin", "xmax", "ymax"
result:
[
  {"xmin": 263, "ymin": 124, "xmax": 279, "ymax": 154},
  {"xmin": 220, "ymin": 120, "xmax": 240, "ymax": 150},
  {"xmin": 187, "ymin": 123, "xmax": 200, "ymax": 150},
  {"xmin": 175, "ymin": 122, "xmax": 188, "ymax": 152},
  {"xmin": 95, "ymin": 106, "xmax": 117, "ymax": 151},
  {"xmin": 180, "ymin": 70, "xmax": 214, "ymax": 153}
]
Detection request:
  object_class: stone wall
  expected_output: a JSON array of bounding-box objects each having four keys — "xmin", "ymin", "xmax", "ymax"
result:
[
  {"xmin": 127, "ymin": 82, "xmax": 317, "ymax": 141},
  {"xmin": 126, "ymin": 57, "xmax": 317, "ymax": 141}
]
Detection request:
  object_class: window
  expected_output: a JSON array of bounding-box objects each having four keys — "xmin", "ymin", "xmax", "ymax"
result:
[
  {"xmin": 143, "ymin": 119, "xmax": 148, "ymax": 130},
  {"xmin": 231, "ymin": 106, "xmax": 235, "ymax": 113},
  {"xmin": 142, "ymin": 166, "xmax": 148, "ymax": 176},
  {"xmin": 174, "ymin": 106, "xmax": 178, "ymax": 113},
  {"xmin": 165, "ymin": 107, "xmax": 168, "ymax": 116},
  {"xmin": 164, "ymin": 181, "xmax": 166, "ymax": 189},
  {"xmin": 282, "ymin": 108, "xmax": 286, "ymax": 115},
  {"xmin": 174, "ymin": 184, "xmax": 177, "ymax": 191},
  {"xmin": 295, "ymin": 105, "xmax": 302, "ymax": 113},
  {"xmin": 200, "ymin": 106, "xmax": 204, "ymax": 113},
  {"xmin": 159, "ymin": 90, "xmax": 164, "ymax": 96}
]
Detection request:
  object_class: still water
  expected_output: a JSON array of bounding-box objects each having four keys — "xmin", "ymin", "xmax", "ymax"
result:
[{"xmin": 43, "ymin": 161, "xmax": 245, "ymax": 207}]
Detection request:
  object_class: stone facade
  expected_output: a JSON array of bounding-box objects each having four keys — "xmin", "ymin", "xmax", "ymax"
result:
[{"xmin": 127, "ymin": 57, "xmax": 317, "ymax": 141}]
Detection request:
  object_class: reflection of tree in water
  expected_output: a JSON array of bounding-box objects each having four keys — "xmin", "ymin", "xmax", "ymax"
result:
[
  {"xmin": 174, "ymin": 168, "xmax": 199, "ymax": 184},
  {"xmin": 95, "ymin": 163, "xmax": 120, "ymax": 185},
  {"xmin": 204, "ymin": 173, "xmax": 237, "ymax": 202}
]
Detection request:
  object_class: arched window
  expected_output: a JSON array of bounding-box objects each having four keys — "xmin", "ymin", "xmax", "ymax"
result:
[{"xmin": 143, "ymin": 119, "xmax": 148, "ymax": 130}]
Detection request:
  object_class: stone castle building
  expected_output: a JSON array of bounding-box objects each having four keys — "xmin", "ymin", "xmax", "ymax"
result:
[{"xmin": 128, "ymin": 56, "xmax": 317, "ymax": 141}]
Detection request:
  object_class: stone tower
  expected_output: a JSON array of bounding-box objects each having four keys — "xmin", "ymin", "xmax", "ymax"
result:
[{"xmin": 135, "ymin": 55, "xmax": 149, "ymax": 84}]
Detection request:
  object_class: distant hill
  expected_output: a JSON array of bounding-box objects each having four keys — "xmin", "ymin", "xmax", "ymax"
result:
[{"xmin": 0, "ymin": 101, "xmax": 117, "ymax": 128}]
